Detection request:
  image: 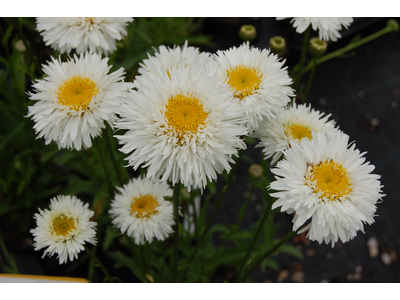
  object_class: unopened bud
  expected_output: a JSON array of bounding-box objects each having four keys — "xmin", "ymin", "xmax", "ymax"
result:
[
  {"xmin": 15, "ymin": 40, "xmax": 26, "ymax": 52},
  {"xmin": 249, "ymin": 164, "xmax": 263, "ymax": 178},
  {"xmin": 239, "ymin": 25, "xmax": 257, "ymax": 42},
  {"xmin": 387, "ymin": 19, "xmax": 399, "ymax": 33},
  {"xmin": 269, "ymin": 36, "xmax": 286, "ymax": 54},
  {"xmin": 309, "ymin": 37, "xmax": 327, "ymax": 57}
]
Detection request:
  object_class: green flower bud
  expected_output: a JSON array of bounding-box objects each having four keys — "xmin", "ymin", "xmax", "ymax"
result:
[
  {"xmin": 269, "ymin": 36, "xmax": 286, "ymax": 54},
  {"xmin": 387, "ymin": 19, "xmax": 399, "ymax": 33},
  {"xmin": 15, "ymin": 40, "xmax": 26, "ymax": 52},
  {"xmin": 249, "ymin": 164, "xmax": 263, "ymax": 178},
  {"xmin": 239, "ymin": 25, "xmax": 257, "ymax": 42},
  {"xmin": 309, "ymin": 37, "xmax": 328, "ymax": 57}
]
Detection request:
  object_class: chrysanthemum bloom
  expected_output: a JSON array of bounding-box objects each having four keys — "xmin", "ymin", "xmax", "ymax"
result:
[
  {"xmin": 109, "ymin": 177, "xmax": 174, "ymax": 245},
  {"xmin": 270, "ymin": 131, "xmax": 384, "ymax": 246},
  {"xmin": 212, "ymin": 42, "xmax": 294, "ymax": 132},
  {"xmin": 277, "ymin": 17, "xmax": 353, "ymax": 42},
  {"xmin": 255, "ymin": 103, "xmax": 338, "ymax": 165},
  {"xmin": 27, "ymin": 52, "xmax": 133, "ymax": 150},
  {"xmin": 30, "ymin": 195, "xmax": 97, "ymax": 264},
  {"xmin": 36, "ymin": 17, "xmax": 133, "ymax": 55},
  {"xmin": 137, "ymin": 40, "xmax": 211, "ymax": 79},
  {"xmin": 115, "ymin": 62, "xmax": 247, "ymax": 191}
]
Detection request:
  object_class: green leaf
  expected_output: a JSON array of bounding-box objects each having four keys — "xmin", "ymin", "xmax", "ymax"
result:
[
  {"xmin": 279, "ymin": 244, "xmax": 304, "ymax": 260},
  {"xmin": 2, "ymin": 25, "xmax": 13, "ymax": 46},
  {"xmin": 108, "ymin": 251, "xmax": 145, "ymax": 282}
]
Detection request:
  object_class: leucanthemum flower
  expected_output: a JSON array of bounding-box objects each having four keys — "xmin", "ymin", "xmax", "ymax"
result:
[
  {"xmin": 270, "ymin": 131, "xmax": 384, "ymax": 247},
  {"xmin": 137, "ymin": 40, "xmax": 211, "ymax": 80},
  {"xmin": 30, "ymin": 195, "xmax": 97, "ymax": 264},
  {"xmin": 115, "ymin": 62, "xmax": 247, "ymax": 191},
  {"xmin": 255, "ymin": 103, "xmax": 338, "ymax": 165},
  {"xmin": 212, "ymin": 42, "xmax": 294, "ymax": 132},
  {"xmin": 109, "ymin": 177, "xmax": 174, "ymax": 245},
  {"xmin": 36, "ymin": 17, "xmax": 133, "ymax": 55},
  {"xmin": 278, "ymin": 17, "xmax": 354, "ymax": 42},
  {"xmin": 27, "ymin": 52, "xmax": 133, "ymax": 150}
]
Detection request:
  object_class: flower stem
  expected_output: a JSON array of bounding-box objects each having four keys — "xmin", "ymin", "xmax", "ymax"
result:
[
  {"xmin": 94, "ymin": 137, "xmax": 114, "ymax": 201},
  {"xmin": 302, "ymin": 57, "xmax": 317, "ymax": 104},
  {"xmin": 85, "ymin": 245, "xmax": 115, "ymax": 283},
  {"xmin": 104, "ymin": 125, "xmax": 123, "ymax": 187},
  {"xmin": 172, "ymin": 182, "xmax": 180, "ymax": 283},
  {"xmin": 0, "ymin": 227, "xmax": 19, "ymax": 274},
  {"xmin": 293, "ymin": 25, "xmax": 311, "ymax": 93},
  {"xmin": 240, "ymin": 230, "xmax": 298, "ymax": 282}
]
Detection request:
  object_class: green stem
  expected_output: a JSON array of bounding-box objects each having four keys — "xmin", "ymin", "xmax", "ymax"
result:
[
  {"xmin": 235, "ymin": 198, "xmax": 271, "ymax": 282},
  {"xmin": 302, "ymin": 23, "xmax": 394, "ymax": 74},
  {"xmin": 145, "ymin": 242, "xmax": 151, "ymax": 276},
  {"xmin": 94, "ymin": 137, "xmax": 114, "ymax": 201},
  {"xmin": 126, "ymin": 235, "xmax": 147, "ymax": 277},
  {"xmin": 0, "ymin": 227, "xmax": 19, "ymax": 273},
  {"xmin": 302, "ymin": 57, "xmax": 317, "ymax": 104},
  {"xmin": 85, "ymin": 245, "xmax": 114, "ymax": 282},
  {"xmin": 172, "ymin": 182, "xmax": 180, "ymax": 283},
  {"xmin": 190, "ymin": 192, "xmax": 200, "ymax": 241},
  {"xmin": 240, "ymin": 230, "xmax": 298, "ymax": 282},
  {"xmin": 293, "ymin": 25, "xmax": 311, "ymax": 93},
  {"xmin": 104, "ymin": 125, "xmax": 123, "ymax": 187}
]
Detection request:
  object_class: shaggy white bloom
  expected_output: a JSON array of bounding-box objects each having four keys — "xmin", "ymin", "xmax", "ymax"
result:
[
  {"xmin": 109, "ymin": 177, "xmax": 174, "ymax": 245},
  {"xmin": 270, "ymin": 131, "xmax": 384, "ymax": 247},
  {"xmin": 137, "ymin": 40, "xmax": 211, "ymax": 80},
  {"xmin": 36, "ymin": 17, "xmax": 133, "ymax": 55},
  {"xmin": 30, "ymin": 195, "xmax": 97, "ymax": 264},
  {"xmin": 115, "ymin": 62, "xmax": 247, "ymax": 191},
  {"xmin": 255, "ymin": 103, "xmax": 338, "ymax": 165},
  {"xmin": 27, "ymin": 52, "xmax": 133, "ymax": 150},
  {"xmin": 278, "ymin": 17, "xmax": 354, "ymax": 42},
  {"xmin": 212, "ymin": 42, "xmax": 294, "ymax": 132}
]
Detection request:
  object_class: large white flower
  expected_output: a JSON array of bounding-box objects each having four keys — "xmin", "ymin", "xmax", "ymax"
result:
[
  {"xmin": 36, "ymin": 17, "xmax": 133, "ymax": 55},
  {"xmin": 109, "ymin": 177, "xmax": 174, "ymax": 245},
  {"xmin": 115, "ymin": 62, "xmax": 247, "ymax": 191},
  {"xmin": 30, "ymin": 195, "xmax": 97, "ymax": 264},
  {"xmin": 270, "ymin": 131, "xmax": 384, "ymax": 246},
  {"xmin": 255, "ymin": 103, "xmax": 338, "ymax": 165},
  {"xmin": 27, "ymin": 52, "xmax": 133, "ymax": 150},
  {"xmin": 278, "ymin": 17, "xmax": 354, "ymax": 42},
  {"xmin": 212, "ymin": 42, "xmax": 294, "ymax": 132}
]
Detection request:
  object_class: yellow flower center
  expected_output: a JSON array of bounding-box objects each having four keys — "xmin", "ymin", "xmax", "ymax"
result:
[
  {"xmin": 306, "ymin": 159, "xmax": 352, "ymax": 201},
  {"xmin": 165, "ymin": 94, "xmax": 208, "ymax": 140},
  {"xmin": 53, "ymin": 215, "xmax": 76, "ymax": 236},
  {"xmin": 284, "ymin": 124, "xmax": 313, "ymax": 141},
  {"xmin": 226, "ymin": 65, "xmax": 262, "ymax": 99},
  {"xmin": 57, "ymin": 76, "xmax": 99, "ymax": 111},
  {"xmin": 131, "ymin": 195, "xmax": 159, "ymax": 218}
]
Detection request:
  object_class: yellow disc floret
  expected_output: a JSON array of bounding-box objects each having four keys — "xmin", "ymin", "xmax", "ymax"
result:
[
  {"xmin": 57, "ymin": 76, "xmax": 99, "ymax": 111},
  {"xmin": 306, "ymin": 159, "xmax": 352, "ymax": 201},
  {"xmin": 226, "ymin": 64, "xmax": 262, "ymax": 99},
  {"xmin": 53, "ymin": 215, "xmax": 76, "ymax": 237},
  {"xmin": 131, "ymin": 195, "xmax": 159, "ymax": 218},
  {"xmin": 284, "ymin": 124, "xmax": 313, "ymax": 141},
  {"xmin": 165, "ymin": 94, "xmax": 208, "ymax": 140}
]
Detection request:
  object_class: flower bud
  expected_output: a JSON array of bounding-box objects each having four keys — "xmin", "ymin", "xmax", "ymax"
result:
[
  {"xmin": 15, "ymin": 40, "xmax": 26, "ymax": 52},
  {"xmin": 387, "ymin": 19, "xmax": 399, "ymax": 33},
  {"xmin": 238, "ymin": 25, "xmax": 257, "ymax": 42},
  {"xmin": 309, "ymin": 37, "xmax": 327, "ymax": 57},
  {"xmin": 249, "ymin": 164, "xmax": 263, "ymax": 178},
  {"xmin": 269, "ymin": 36, "xmax": 286, "ymax": 54}
]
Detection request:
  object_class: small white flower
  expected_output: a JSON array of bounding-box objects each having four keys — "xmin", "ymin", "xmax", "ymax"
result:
[
  {"xmin": 115, "ymin": 62, "xmax": 247, "ymax": 191},
  {"xmin": 36, "ymin": 17, "xmax": 133, "ymax": 55},
  {"xmin": 109, "ymin": 177, "xmax": 174, "ymax": 245},
  {"xmin": 278, "ymin": 17, "xmax": 354, "ymax": 42},
  {"xmin": 27, "ymin": 52, "xmax": 133, "ymax": 150},
  {"xmin": 212, "ymin": 42, "xmax": 294, "ymax": 132},
  {"xmin": 255, "ymin": 103, "xmax": 338, "ymax": 165},
  {"xmin": 270, "ymin": 131, "xmax": 384, "ymax": 247},
  {"xmin": 30, "ymin": 195, "xmax": 97, "ymax": 264}
]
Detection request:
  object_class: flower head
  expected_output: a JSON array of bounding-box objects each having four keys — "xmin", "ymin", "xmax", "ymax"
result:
[
  {"xmin": 212, "ymin": 42, "xmax": 294, "ymax": 132},
  {"xmin": 115, "ymin": 62, "xmax": 247, "ymax": 191},
  {"xmin": 270, "ymin": 131, "xmax": 384, "ymax": 246},
  {"xmin": 36, "ymin": 17, "xmax": 133, "ymax": 55},
  {"xmin": 27, "ymin": 52, "xmax": 133, "ymax": 150},
  {"xmin": 109, "ymin": 177, "xmax": 174, "ymax": 245},
  {"xmin": 255, "ymin": 103, "xmax": 338, "ymax": 165},
  {"xmin": 278, "ymin": 17, "xmax": 353, "ymax": 42},
  {"xmin": 30, "ymin": 195, "xmax": 97, "ymax": 264}
]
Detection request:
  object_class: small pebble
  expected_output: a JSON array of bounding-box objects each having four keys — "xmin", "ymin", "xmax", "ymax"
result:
[
  {"xmin": 355, "ymin": 265, "xmax": 362, "ymax": 273},
  {"xmin": 319, "ymin": 98, "xmax": 327, "ymax": 105},
  {"xmin": 370, "ymin": 118, "xmax": 380, "ymax": 127},
  {"xmin": 296, "ymin": 245, "xmax": 303, "ymax": 251},
  {"xmin": 278, "ymin": 270, "xmax": 289, "ymax": 281},
  {"xmin": 390, "ymin": 251, "xmax": 397, "ymax": 261},
  {"xmin": 381, "ymin": 252, "xmax": 392, "ymax": 265},
  {"xmin": 291, "ymin": 271, "xmax": 304, "ymax": 283},
  {"xmin": 367, "ymin": 236, "xmax": 379, "ymax": 258},
  {"xmin": 354, "ymin": 272, "xmax": 362, "ymax": 281},
  {"xmin": 255, "ymin": 204, "xmax": 262, "ymax": 212},
  {"xmin": 347, "ymin": 273, "xmax": 354, "ymax": 281},
  {"xmin": 326, "ymin": 252, "xmax": 333, "ymax": 259},
  {"xmin": 306, "ymin": 249, "xmax": 316, "ymax": 257}
]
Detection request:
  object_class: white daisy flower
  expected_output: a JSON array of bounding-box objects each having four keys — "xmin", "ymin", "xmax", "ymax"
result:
[
  {"xmin": 255, "ymin": 103, "xmax": 338, "ymax": 165},
  {"xmin": 270, "ymin": 131, "xmax": 384, "ymax": 247},
  {"xmin": 109, "ymin": 177, "xmax": 174, "ymax": 245},
  {"xmin": 30, "ymin": 195, "xmax": 97, "ymax": 264},
  {"xmin": 278, "ymin": 17, "xmax": 354, "ymax": 42},
  {"xmin": 212, "ymin": 42, "xmax": 294, "ymax": 132},
  {"xmin": 137, "ymin": 40, "xmax": 211, "ymax": 79},
  {"xmin": 36, "ymin": 17, "xmax": 133, "ymax": 55},
  {"xmin": 115, "ymin": 62, "xmax": 247, "ymax": 191},
  {"xmin": 27, "ymin": 52, "xmax": 133, "ymax": 150}
]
